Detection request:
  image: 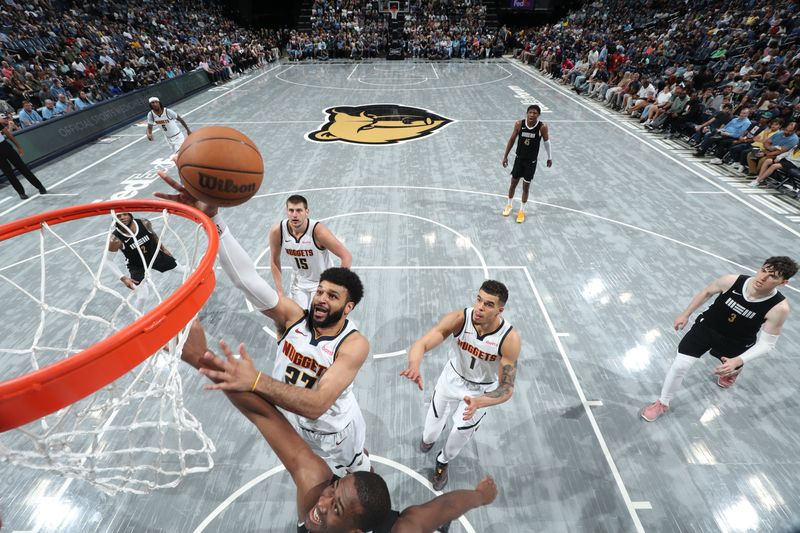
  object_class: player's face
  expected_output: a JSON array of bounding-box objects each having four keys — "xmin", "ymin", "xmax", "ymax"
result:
[
  {"xmin": 526, "ymin": 108, "xmax": 540, "ymax": 123},
  {"xmin": 310, "ymin": 281, "xmax": 353, "ymax": 329},
  {"xmin": 752, "ymin": 265, "xmax": 788, "ymax": 292},
  {"xmin": 304, "ymin": 475, "xmax": 364, "ymax": 532},
  {"xmin": 472, "ymin": 290, "xmax": 503, "ymax": 326},
  {"xmin": 149, "ymin": 102, "xmax": 162, "ymax": 113},
  {"xmin": 287, "ymin": 202, "xmax": 309, "ymax": 231},
  {"xmin": 116, "ymin": 213, "xmax": 133, "ymax": 226}
]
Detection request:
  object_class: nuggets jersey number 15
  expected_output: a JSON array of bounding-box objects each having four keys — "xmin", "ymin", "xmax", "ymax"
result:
[
  {"xmin": 281, "ymin": 219, "xmax": 334, "ymax": 290},
  {"xmin": 450, "ymin": 307, "xmax": 514, "ymax": 385}
]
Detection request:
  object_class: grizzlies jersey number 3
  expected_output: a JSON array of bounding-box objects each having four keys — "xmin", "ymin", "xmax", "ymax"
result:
[
  {"xmin": 281, "ymin": 219, "xmax": 334, "ymax": 290},
  {"xmin": 450, "ymin": 307, "xmax": 514, "ymax": 385},
  {"xmin": 273, "ymin": 315, "xmax": 360, "ymax": 433}
]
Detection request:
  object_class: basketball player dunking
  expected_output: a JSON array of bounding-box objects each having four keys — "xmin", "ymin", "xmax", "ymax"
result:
[
  {"xmin": 181, "ymin": 319, "xmax": 499, "ymax": 533},
  {"xmin": 400, "ymin": 280, "xmax": 521, "ymax": 490},
  {"xmin": 642, "ymin": 256, "xmax": 796, "ymax": 422},
  {"xmin": 146, "ymin": 97, "xmax": 191, "ymax": 157},
  {"xmin": 269, "ymin": 195, "xmax": 352, "ymax": 310},
  {"xmin": 501, "ymin": 105, "xmax": 552, "ymax": 223},
  {"xmin": 106, "ymin": 212, "xmax": 179, "ymax": 289},
  {"xmin": 157, "ymin": 172, "xmax": 371, "ymax": 476}
]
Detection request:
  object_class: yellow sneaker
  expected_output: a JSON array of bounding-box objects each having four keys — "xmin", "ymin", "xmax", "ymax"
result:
[
  {"xmin": 502, "ymin": 204, "xmax": 513, "ymax": 217},
  {"xmin": 516, "ymin": 210, "xmax": 525, "ymax": 223}
]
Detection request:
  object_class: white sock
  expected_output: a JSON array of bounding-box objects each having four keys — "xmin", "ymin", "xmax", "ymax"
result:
[
  {"xmin": 520, "ymin": 201, "xmax": 527, "ymax": 212},
  {"xmin": 659, "ymin": 353, "xmax": 698, "ymax": 406},
  {"xmin": 506, "ymin": 198, "xmax": 513, "ymax": 206}
]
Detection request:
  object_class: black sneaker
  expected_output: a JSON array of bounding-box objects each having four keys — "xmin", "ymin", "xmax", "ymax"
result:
[
  {"xmin": 419, "ymin": 439, "xmax": 434, "ymax": 453},
  {"xmin": 38, "ymin": 188, "xmax": 47, "ymax": 194},
  {"xmin": 19, "ymin": 192, "xmax": 28, "ymax": 200},
  {"xmin": 432, "ymin": 458, "xmax": 449, "ymax": 490}
]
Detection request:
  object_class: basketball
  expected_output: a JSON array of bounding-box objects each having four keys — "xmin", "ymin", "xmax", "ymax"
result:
[{"xmin": 176, "ymin": 126, "xmax": 264, "ymax": 207}]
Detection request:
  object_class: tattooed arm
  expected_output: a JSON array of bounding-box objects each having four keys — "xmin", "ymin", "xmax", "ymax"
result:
[{"xmin": 462, "ymin": 329, "xmax": 521, "ymax": 420}]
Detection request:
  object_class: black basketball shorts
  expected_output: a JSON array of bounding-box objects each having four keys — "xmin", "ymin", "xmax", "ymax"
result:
[
  {"xmin": 511, "ymin": 158, "xmax": 538, "ymax": 182},
  {"xmin": 128, "ymin": 253, "xmax": 178, "ymax": 283},
  {"xmin": 678, "ymin": 320, "xmax": 755, "ymax": 359}
]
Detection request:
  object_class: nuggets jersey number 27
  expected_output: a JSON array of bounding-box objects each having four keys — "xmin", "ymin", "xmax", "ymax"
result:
[
  {"xmin": 273, "ymin": 315, "xmax": 360, "ymax": 433},
  {"xmin": 450, "ymin": 307, "xmax": 514, "ymax": 385},
  {"xmin": 281, "ymin": 219, "xmax": 334, "ymax": 290}
]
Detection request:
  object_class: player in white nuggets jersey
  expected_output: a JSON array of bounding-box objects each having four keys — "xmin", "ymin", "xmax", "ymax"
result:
[
  {"xmin": 401, "ymin": 280, "xmax": 521, "ymax": 490},
  {"xmin": 146, "ymin": 96, "xmax": 191, "ymax": 155},
  {"xmin": 269, "ymin": 195, "xmax": 352, "ymax": 310},
  {"xmin": 156, "ymin": 174, "xmax": 370, "ymax": 475}
]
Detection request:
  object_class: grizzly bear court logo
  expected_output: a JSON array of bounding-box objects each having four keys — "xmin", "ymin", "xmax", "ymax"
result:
[{"xmin": 306, "ymin": 104, "xmax": 453, "ymax": 145}]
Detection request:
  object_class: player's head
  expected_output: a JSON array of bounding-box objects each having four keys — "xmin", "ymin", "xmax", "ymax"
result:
[
  {"xmin": 311, "ymin": 268, "xmax": 364, "ymax": 328},
  {"xmin": 304, "ymin": 472, "xmax": 391, "ymax": 532},
  {"xmin": 526, "ymin": 105, "xmax": 541, "ymax": 121},
  {"xmin": 756, "ymin": 256, "xmax": 798, "ymax": 289},
  {"xmin": 473, "ymin": 280, "xmax": 508, "ymax": 326},
  {"xmin": 115, "ymin": 212, "xmax": 133, "ymax": 229},
  {"xmin": 148, "ymin": 96, "xmax": 162, "ymax": 112},
  {"xmin": 286, "ymin": 195, "xmax": 309, "ymax": 231}
]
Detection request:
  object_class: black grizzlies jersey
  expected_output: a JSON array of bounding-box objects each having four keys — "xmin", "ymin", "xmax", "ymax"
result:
[
  {"xmin": 699, "ymin": 275, "xmax": 785, "ymax": 340},
  {"xmin": 112, "ymin": 218, "xmax": 160, "ymax": 268},
  {"xmin": 515, "ymin": 119, "xmax": 542, "ymax": 160}
]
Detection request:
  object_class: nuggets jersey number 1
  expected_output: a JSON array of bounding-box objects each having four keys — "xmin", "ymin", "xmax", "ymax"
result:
[
  {"xmin": 281, "ymin": 219, "xmax": 334, "ymax": 290},
  {"xmin": 273, "ymin": 315, "xmax": 360, "ymax": 433},
  {"xmin": 450, "ymin": 307, "xmax": 514, "ymax": 384}
]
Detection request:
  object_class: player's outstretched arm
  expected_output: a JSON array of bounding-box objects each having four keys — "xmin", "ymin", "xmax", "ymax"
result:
[
  {"xmin": 462, "ymin": 329, "xmax": 520, "ymax": 419},
  {"xmin": 267, "ymin": 224, "xmax": 285, "ymax": 297},
  {"xmin": 177, "ymin": 115, "xmax": 191, "ymax": 135},
  {"xmin": 155, "ymin": 171, "xmax": 304, "ymax": 327},
  {"xmin": 202, "ymin": 333, "xmax": 370, "ymax": 420},
  {"xmin": 401, "ymin": 310, "xmax": 465, "ymax": 391},
  {"xmin": 393, "ymin": 476, "xmax": 497, "ymax": 533},
  {"xmin": 181, "ymin": 321, "xmax": 332, "ymax": 515},
  {"xmin": 674, "ymin": 274, "xmax": 737, "ymax": 330},
  {"xmin": 314, "ymin": 223, "xmax": 352, "ymax": 268}
]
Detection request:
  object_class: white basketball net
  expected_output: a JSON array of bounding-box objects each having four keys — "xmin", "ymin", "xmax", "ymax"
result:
[{"xmin": 0, "ymin": 208, "xmax": 215, "ymax": 494}]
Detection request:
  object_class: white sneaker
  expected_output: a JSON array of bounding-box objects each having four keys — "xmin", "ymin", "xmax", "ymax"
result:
[
  {"xmin": 709, "ymin": 158, "xmax": 723, "ymax": 165},
  {"xmin": 749, "ymin": 180, "xmax": 760, "ymax": 188},
  {"xmin": 732, "ymin": 163, "xmax": 744, "ymax": 172}
]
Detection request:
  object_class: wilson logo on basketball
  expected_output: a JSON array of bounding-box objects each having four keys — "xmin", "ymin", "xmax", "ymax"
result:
[
  {"xmin": 307, "ymin": 104, "xmax": 453, "ymax": 145},
  {"xmin": 198, "ymin": 172, "xmax": 258, "ymax": 194}
]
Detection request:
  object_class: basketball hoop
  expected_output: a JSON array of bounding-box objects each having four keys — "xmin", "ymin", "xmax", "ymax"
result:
[
  {"xmin": 388, "ymin": 0, "xmax": 399, "ymax": 19},
  {"xmin": 0, "ymin": 199, "xmax": 218, "ymax": 493}
]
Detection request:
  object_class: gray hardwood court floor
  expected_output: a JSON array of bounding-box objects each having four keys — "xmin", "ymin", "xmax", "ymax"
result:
[{"xmin": 1, "ymin": 59, "xmax": 799, "ymax": 533}]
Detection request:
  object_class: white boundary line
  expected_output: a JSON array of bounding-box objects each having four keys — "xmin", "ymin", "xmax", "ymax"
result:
[
  {"xmin": 191, "ymin": 455, "xmax": 476, "ymax": 533},
  {"xmin": 0, "ymin": 63, "xmax": 285, "ymax": 219},
  {"xmin": 347, "ymin": 63, "xmax": 359, "ymax": 80},
  {"xmin": 522, "ymin": 267, "xmax": 647, "ymax": 532},
  {"xmin": 504, "ymin": 59, "xmax": 800, "ymax": 240},
  {"xmin": 275, "ymin": 62, "xmax": 513, "ymax": 91},
  {"xmin": 430, "ymin": 63, "xmax": 439, "ymax": 79}
]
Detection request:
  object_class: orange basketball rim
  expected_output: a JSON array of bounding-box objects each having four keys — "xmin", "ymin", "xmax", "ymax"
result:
[{"xmin": 0, "ymin": 200, "xmax": 218, "ymax": 432}]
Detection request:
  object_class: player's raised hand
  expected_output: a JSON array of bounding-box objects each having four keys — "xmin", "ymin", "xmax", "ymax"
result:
[
  {"xmin": 199, "ymin": 339, "xmax": 260, "ymax": 392},
  {"xmin": 673, "ymin": 314, "xmax": 689, "ymax": 331},
  {"xmin": 399, "ymin": 365, "xmax": 424, "ymax": 391},
  {"xmin": 475, "ymin": 475, "xmax": 498, "ymax": 505},
  {"xmin": 154, "ymin": 170, "xmax": 218, "ymax": 218}
]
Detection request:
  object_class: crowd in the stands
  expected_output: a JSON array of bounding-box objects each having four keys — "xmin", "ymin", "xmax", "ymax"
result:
[
  {"xmin": 513, "ymin": 0, "xmax": 800, "ymax": 190},
  {"xmin": 1, "ymin": 0, "xmax": 283, "ymax": 128}
]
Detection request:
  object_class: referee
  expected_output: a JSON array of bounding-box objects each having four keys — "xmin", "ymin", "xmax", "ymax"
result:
[{"xmin": 0, "ymin": 113, "xmax": 46, "ymax": 200}]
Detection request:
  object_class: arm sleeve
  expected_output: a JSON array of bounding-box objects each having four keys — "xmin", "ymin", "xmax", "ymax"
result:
[
  {"xmin": 543, "ymin": 139, "xmax": 552, "ymax": 160},
  {"xmin": 738, "ymin": 332, "xmax": 779, "ymax": 364},
  {"xmin": 213, "ymin": 214, "xmax": 279, "ymax": 311}
]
